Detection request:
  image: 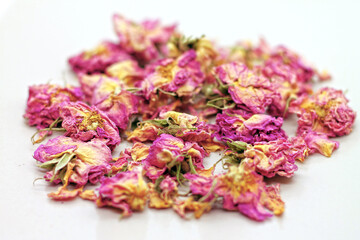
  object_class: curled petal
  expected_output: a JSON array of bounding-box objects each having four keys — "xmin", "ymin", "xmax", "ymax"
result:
[
  {"xmin": 113, "ymin": 14, "xmax": 176, "ymax": 62},
  {"xmin": 296, "ymin": 88, "xmax": 356, "ymax": 137},
  {"xmin": 60, "ymin": 102, "xmax": 120, "ymax": 149},
  {"xmin": 215, "ymin": 113, "xmax": 287, "ymax": 144},
  {"xmin": 68, "ymin": 41, "xmax": 132, "ymax": 75},
  {"xmin": 34, "ymin": 136, "xmax": 112, "ymax": 188},
  {"xmin": 244, "ymin": 139, "xmax": 298, "ymax": 178},
  {"xmin": 96, "ymin": 170, "xmax": 149, "ymax": 217},
  {"xmin": 302, "ymin": 131, "xmax": 339, "ymax": 157},
  {"xmin": 173, "ymin": 197, "xmax": 213, "ymax": 219},
  {"xmin": 214, "ymin": 62, "xmax": 274, "ymax": 113},
  {"xmin": 24, "ymin": 84, "xmax": 83, "ymax": 129}
]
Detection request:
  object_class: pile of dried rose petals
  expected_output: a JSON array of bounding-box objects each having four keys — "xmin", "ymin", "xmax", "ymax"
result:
[{"xmin": 25, "ymin": 14, "xmax": 356, "ymax": 221}]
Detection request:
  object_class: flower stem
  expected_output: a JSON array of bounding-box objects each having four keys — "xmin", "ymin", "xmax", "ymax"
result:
[
  {"xmin": 199, "ymin": 179, "xmax": 218, "ymax": 202},
  {"xmin": 176, "ymin": 163, "xmax": 182, "ymax": 185},
  {"xmin": 31, "ymin": 117, "xmax": 65, "ymax": 144},
  {"xmin": 188, "ymin": 156, "xmax": 198, "ymax": 174},
  {"xmin": 283, "ymin": 95, "xmax": 297, "ymax": 118},
  {"xmin": 158, "ymin": 88, "xmax": 177, "ymax": 96}
]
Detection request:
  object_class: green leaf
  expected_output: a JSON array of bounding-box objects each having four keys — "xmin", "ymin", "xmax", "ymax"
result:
[
  {"xmin": 224, "ymin": 154, "xmax": 242, "ymax": 165},
  {"xmin": 54, "ymin": 153, "xmax": 76, "ymax": 174},
  {"xmin": 49, "ymin": 153, "xmax": 76, "ymax": 183},
  {"xmin": 226, "ymin": 141, "xmax": 247, "ymax": 152},
  {"xmin": 38, "ymin": 158, "xmax": 62, "ymax": 169},
  {"xmin": 58, "ymin": 167, "xmax": 67, "ymax": 184},
  {"xmin": 146, "ymin": 119, "xmax": 169, "ymax": 127}
]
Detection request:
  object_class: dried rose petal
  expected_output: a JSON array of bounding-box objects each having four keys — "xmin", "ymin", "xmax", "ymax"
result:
[
  {"xmin": 185, "ymin": 173, "xmax": 216, "ymax": 201},
  {"xmin": 24, "ymin": 84, "xmax": 83, "ymax": 129},
  {"xmin": 106, "ymin": 59, "xmax": 144, "ymax": 87},
  {"xmin": 301, "ymin": 131, "xmax": 339, "ymax": 157},
  {"xmin": 167, "ymin": 36, "xmax": 226, "ymax": 76},
  {"xmin": 148, "ymin": 176, "xmax": 178, "ymax": 209},
  {"xmin": 142, "ymin": 50, "xmax": 205, "ymax": 98},
  {"xmin": 96, "ymin": 169, "xmax": 148, "ymax": 217},
  {"xmin": 113, "ymin": 14, "xmax": 176, "ymax": 62},
  {"xmin": 77, "ymin": 74, "xmax": 105, "ymax": 103},
  {"xmin": 214, "ymin": 62, "xmax": 274, "ymax": 113},
  {"xmin": 143, "ymin": 134, "xmax": 207, "ymax": 181},
  {"xmin": 34, "ymin": 136, "xmax": 112, "ymax": 200},
  {"xmin": 262, "ymin": 45, "xmax": 315, "ymax": 83},
  {"xmin": 173, "ymin": 196, "xmax": 213, "ymax": 219},
  {"xmin": 160, "ymin": 111, "xmax": 215, "ymax": 143},
  {"xmin": 185, "ymin": 162, "xmax": 285, "ymax": 221},
  {"xmin": 145, "ymin": 134, "xmax": 184, "ymax": 169},
  {"xmin": 91, "ymin": 76, "xmax": 140, "ymax": 130},
  {"xmin": 68, "ymin": 41, "xmax": 132, "ymax": 75},
  {"xmin": 216, "ymin": 163, "xmax": 284, "ymax": 221},
  {"xmin": 127, "ymin": 122, "xmax": 160, "ymax": 142},
  {"xmin": 295, "ymin": 87, "xmax": 356, "ymax": 137},
  {"xmin": 215, "ymin": 112, "xmax": 287, "ymax": 144},
  {"xmin": 244, "ymin": 139, "xmax": 298, "ymax": 178},
  {"xmin": 60, "ymin": 101, "xmax": 120, "ymax": 150},
  {"xmin": 128, "ymin": 111, "xmax": 222, "ymax": 155}
]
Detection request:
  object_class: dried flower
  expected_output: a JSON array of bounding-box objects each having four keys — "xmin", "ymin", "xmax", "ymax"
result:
[
  {"xmin": 24, "ymin": 84, "xmax": 83, "ymax": 129},
  {"xmin": 214, "ymin": 62, "xmax": 274, "ymax": 113},
  {"xmin": 113, "ymin": 14, "xmax": 176, "ymax": 62},
  {"xmin": 96, "ymin": 169, "xmax": 148, "ymax": 217},
  {"xmin": 296, "ymin": 87, "xmax": 356, "ymax": 137},
  {"xmin": 148, "ymin": 176, "xmax": 178, "ymax": 209},
  {"xmin": 244, "ymin": 139, "xmax": 298, "ymax": 178},
  {"xmin": 106, "ymin": 59, "xmax": 144, "ymax": 87},
  {"xmin": 142, "ymin": 50, "xmax": 205, "ymax": 98},
  {"xmin": 69, "ymin": 41, "xmax": 132, "ymax": 74},
  {"xmin": 60, "ymin": 102, "xmax": 121, "ymax": 150},
  {"xmin": 173, "ymin": 196, "xmax": 213, "ymax": 219},
  {"xmin": 215, "ymin": 112, "xmax": 287, "ymax": 144},
  {"xmin": 91, "ymin": 76, "xmax": 140, "ymax": 130},
  {"xmin": 34, "ymin": 136, "xmax": 112, "ymax": 200},
  {"xmin": 216, "ymin": 163, "xmax": 284, "ymax": 221},
  {"xmin": 25, "ymin": 14, "xmax": 356, "ymax": 222},
  {"xmin": 143, "ymin": 134, "xmax": 207, "ymax": 181}
]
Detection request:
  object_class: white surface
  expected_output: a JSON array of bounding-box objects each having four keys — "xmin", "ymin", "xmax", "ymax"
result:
[{"xmin": 1, "ymin": 0, "xmax": 360, "ymax": 239}]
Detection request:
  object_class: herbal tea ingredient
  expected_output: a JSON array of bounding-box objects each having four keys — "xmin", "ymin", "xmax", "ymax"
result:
[{"xmin": 25, "ymin": 15, "xmax": 356, "ymax": 221}]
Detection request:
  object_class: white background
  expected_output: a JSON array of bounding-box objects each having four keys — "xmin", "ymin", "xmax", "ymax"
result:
[{"xmin": 1, "ymin": 0, "xmax": 360, "ymax": 239}]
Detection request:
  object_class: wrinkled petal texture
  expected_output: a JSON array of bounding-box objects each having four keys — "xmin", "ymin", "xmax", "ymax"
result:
[
  {"xmin": 96, "ymin": 170, "xmax": 149, "ymax": 217},
  {"xmin": 24, "ymin": 84, "xmax": 83, "ymax": 129},
  {"xmin": 297, "ymin": 87, "xmax": 356, "ymax": 137},
  {"xmin": 91, "ymin": 77, "xmax": 140, "ymax": 130},
  {"xmin": 215, "ymin": 163, "xmax": 284, "ymax": 221},
  {"xmin": 244, "ymin": 139, "xmax": 298, "ymax": 178},
  {"xmin": 60, "ymin": 101, "xmax": 120, "ymax": 149},
  {"xmin": 215, "ymin": 62, "xmax": 274, "ymax": 113},
  {"xmin": 215, "ymin": 113, "xmax": 287, "ymax": 144},
  {"xmin": 34, "ymin": 136, "xmax": 112, "ymax": 186},
  {"xmin": 142, "ymin": 50, "xmax": 205, "ymax": 98},
  {"xmin": 68, "ymin": 41, "xmax": 132, "ymax": 75},
  {"xmin": 113, "ymin": 14, "xmax": 176, "ymax": 62}
]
